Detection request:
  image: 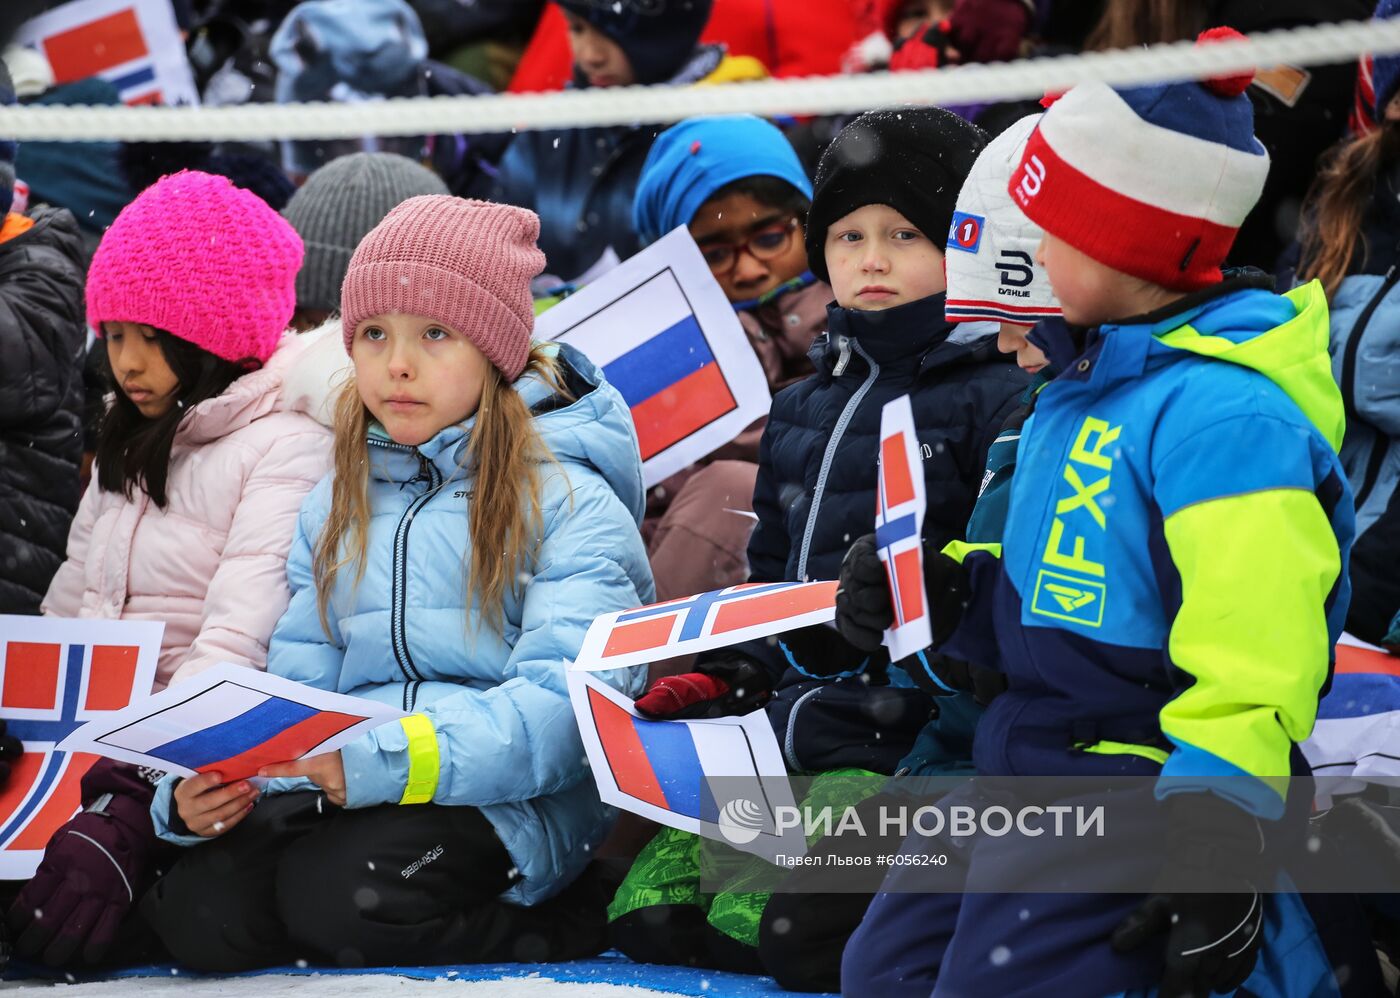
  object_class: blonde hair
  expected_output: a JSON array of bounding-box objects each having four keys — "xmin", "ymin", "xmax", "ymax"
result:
[
  {"xmin": 313, "ymin": 343, "xmax": 570, "ymax": 637},
  {"xmin": 1297, "ymin": 123, "xmax": 1400, "ymax": 300}
]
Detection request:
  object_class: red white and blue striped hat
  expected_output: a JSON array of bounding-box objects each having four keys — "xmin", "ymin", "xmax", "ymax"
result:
[{"xmin": 1008, "ymin": 27, "xmax": 1269, "ymax": 292}]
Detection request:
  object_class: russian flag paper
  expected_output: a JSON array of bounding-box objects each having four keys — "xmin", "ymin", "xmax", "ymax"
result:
[
  {"xmin": 534, "ymin": 227, "xmax": 771, "ymax": 488},
  {"xmin": 1303, "ymin": 634, "xmax": 1400, "ymax": 804},
  {"xmin": 59, "ymin": 662, "xmax": 406, "ymax": 782},
  {"xmin": 0, "ymin": 615, "xmax": 161, "ymax": 878},
  {"xmin": 567, "ymin": 669, "xmax": 804, "ymax": 862},
  {"xmin": 876, "ymin": 395, "xmax": 931, "ymax": 661},
  {"xmin": 17, "ymin": 0, "xmax": 200, "ymax": 106}
]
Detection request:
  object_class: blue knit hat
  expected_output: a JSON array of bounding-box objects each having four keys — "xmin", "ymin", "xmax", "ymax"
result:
[
  {"xmin": 555, "ymin": 0, "xmax": 713, "ymax": 86},
  {"xmin": 0, "ymin": 59, "xmax": 16, "ymax": 217},
  {"xmin": 1374, "ymin": 0, "xmax": 1400, "ymax": 115},
  {"xmin": 633, "ymin": 115, "xmax": 812, "ymax": 245}
]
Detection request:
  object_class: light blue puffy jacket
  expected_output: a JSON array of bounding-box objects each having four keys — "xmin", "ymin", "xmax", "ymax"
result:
[{"xmin": 152, "ymin": 343, "xmax": 653, "ymax": 905}]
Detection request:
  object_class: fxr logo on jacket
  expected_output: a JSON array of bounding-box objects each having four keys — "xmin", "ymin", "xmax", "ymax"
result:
[{"xmin": 1030, "ymin": 415, "xmax": 1120, "ymax": 627}]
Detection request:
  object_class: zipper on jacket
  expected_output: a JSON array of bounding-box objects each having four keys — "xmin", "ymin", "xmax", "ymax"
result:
[
  {"xmin": 797, "ymin": 339, "xmax": 880, "ymax": 580},
  {"xmin": 1342, "ymin": 259, "xmax": 1400, "ymax": 510},
  {"xmin": 783, "ymin": 683, "xmax": 826, "ymax": 772},
  {"xmin": 831, "ymin": 333, "xmax": 853, "ymax": 377},
  {"xmin": 369, "ymin": 440, "xmax": 446, "ymax": 688}
]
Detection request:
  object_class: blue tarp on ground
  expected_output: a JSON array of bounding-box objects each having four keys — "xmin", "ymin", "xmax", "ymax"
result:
[{"xmin": 8, "ymin": 950, "xmax": 833, "ymax": 997}]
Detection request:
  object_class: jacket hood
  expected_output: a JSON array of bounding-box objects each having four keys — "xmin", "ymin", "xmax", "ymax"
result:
[
  {"xmin": 279, "ymin": 320, "xmax": 355, "ymax": 427},
  {"xmin": 175, "ymin": 327, "xmax": 343, "ymax": 446},
  {"xmin": 367, "ymin": 341, "xmax": 646, "ymax": 522},
  {"xmin": 1144, "ymin": 280, "xmax": 1344, "ymax": 451}
]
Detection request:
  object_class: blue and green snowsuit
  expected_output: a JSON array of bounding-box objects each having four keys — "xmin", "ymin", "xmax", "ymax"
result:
[{"xmin": 844, "ymin": 277, "xmax": 1358, "ymax": 997}]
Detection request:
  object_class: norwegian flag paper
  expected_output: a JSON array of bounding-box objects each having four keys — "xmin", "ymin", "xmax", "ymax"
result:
[
  {"xmin": 566, "ymin": 668, "xmax": 804, "ymax": 863},
  {"xmin": 876, "ymin": 395, "xmax": 932, "ymax": 661},
  {"xmin": 534, "ymin": 227, "xmax": 771, "ymax": 488},
  {"xmin": 0, "ymin": 616, "xmax": 161, "ymax": 879},
  {"xmin": 17, "ymin": 0, "xmax": 200, "ymax": 106},
  {"xmin": 570, "ymin": 581, "xmax": 838, "ymax": 672},
  {"xmin": 59, "ymin": 662, "xmax": 406, "ymax": 782}
]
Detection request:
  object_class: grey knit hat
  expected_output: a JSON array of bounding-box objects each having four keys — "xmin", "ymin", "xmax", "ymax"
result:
[{"xmin": 281, "ymin": 152, "xmax": 448, "ymax": 313}]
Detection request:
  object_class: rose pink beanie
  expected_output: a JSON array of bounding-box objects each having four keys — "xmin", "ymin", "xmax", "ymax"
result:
[
  {"xmin": 340, "ymin": 195, "xmax": 545, "ymax": 381},
  {"xmin": 86, "ymin": 170, "xmax": 304, "ymax": 364}
]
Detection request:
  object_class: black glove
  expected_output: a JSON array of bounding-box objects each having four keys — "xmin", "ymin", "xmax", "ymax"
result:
[
  {"xmin": 835, "ymin": 534, "xmax": 892, "ymax": 651},
  {"xmin": 635, "ymin": 655, "xmax": 773, "ymax": 720},
  {"xmin": 910, "ymin": 653, "xmax": 1008, "ymax": 704},
  {"xmin": 776, "ymin": 622, "xmax": 878, "ymax": 680},
  {"xmin": 1112, "ymin": 793, "xmax": 1266, "ymax": 998},
  {"xmin": 0, "ymin": 720, "xmax": 23, "ymax": 787},
  {"xmin": 835, "ymin": 534, "xmax": 970, "ymax": 652}
]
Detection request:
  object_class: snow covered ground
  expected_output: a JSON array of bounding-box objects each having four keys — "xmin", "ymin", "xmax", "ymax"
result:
[{"xmin": 0, "ymin": 975, "xmax": 691, "ymax": 996}]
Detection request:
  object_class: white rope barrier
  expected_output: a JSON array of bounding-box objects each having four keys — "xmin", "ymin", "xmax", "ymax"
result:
[{"xmin": 1, "ymin": 16, "xmax": 1398, "ymax": 142}]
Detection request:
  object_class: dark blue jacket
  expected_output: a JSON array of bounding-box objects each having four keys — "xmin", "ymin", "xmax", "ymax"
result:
[
  {"xmin": 748, "ymin": 292, "xmax": 1030, "ymax": 591},
  {"xmin": 746, "ymin": 292, "xmax": 1027, "ymax": 773},
  {"xmin": 494, "ymin": 47, "xmax": 728, "ymax": 282},
  {"xmin": 0, "ymin": 207, "xmax": 87, "ymax": 614}
]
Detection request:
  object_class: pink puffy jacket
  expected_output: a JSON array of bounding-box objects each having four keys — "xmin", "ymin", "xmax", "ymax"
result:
[{"xmin": 43, "ymin": 326, "xmax": 344, "ymax": 690}]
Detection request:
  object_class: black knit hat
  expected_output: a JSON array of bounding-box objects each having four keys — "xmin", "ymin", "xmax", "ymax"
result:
[
  {"xmin": 805, "ymin": 108, "xmax": 988, "ymax": 284},
  {"xmin": 555, "ymin": 0, "xmax": 713, "ymax": 85}
]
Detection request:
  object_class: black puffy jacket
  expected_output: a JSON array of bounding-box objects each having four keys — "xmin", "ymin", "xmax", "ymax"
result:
[
  {"xmin": 0, "ymin": 207, "xmax": 87, "ymax": 614},
  {"xmin": 748, "ymin": 292, "xmax": 1030, "ymax": 590}
]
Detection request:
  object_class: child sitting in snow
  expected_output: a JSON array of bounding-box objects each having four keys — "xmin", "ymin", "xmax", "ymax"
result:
[
  {"xmin": 608, "ymin": 106, "xmax": 1028, "ymax": 976},
  {"xmin": 630, "ymin": 113, "xmax": 829, "ymax": 601},
  {"xmin": 837, "ymin": 31, "xmax": 1360, "ymax": 998},
  {"xmin": 141, "ymin": 196, "xmax": 654, "ymax": 972},
  {"xmin": 9, "ymin": 171, "xmax": 334, "ymax": 971}
]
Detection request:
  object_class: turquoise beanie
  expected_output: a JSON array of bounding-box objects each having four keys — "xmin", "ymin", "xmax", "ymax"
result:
[{"xmin": 632, "ymin": 115, "xmax": 812, "ymax": 246}]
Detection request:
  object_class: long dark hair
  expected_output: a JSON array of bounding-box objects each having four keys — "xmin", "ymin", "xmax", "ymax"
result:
[
  {"xmin": 95, "ymin": 328, "xmax": 259, "ymax": 508},
  {"xmin": 1298, "ymin": 121, "xmax": 1400, "ymax": 299},
  {"xmin": 1084, "ymin": 0, "xmax": 1206, "ymax": 51}
]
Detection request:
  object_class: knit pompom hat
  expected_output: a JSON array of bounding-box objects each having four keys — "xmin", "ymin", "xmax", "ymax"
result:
[
  {"xmin": 283, "ymin": 152, "xmax": 449, "ymax": 313},
  {"xmin": 1009, "ymin": 27, "xmax": 1269, "ymax": 291},
  {"xmin": 805, "ymin": 108, "xmax": 987, "ymax": 285},
  {"xmin": 340, "ymin": 196, "xmax": 545, "ymax": 380},
  {"xmin": 1374, "ymin": 0, "xmax": 1400, "ymax": 117},
  {"xmin": 86, "ymin": 170, "xmax": 304, "ymax": 364},
  {"xmin": 945, "ymin": 114, "xmax": 1061, "ymax": 326}
]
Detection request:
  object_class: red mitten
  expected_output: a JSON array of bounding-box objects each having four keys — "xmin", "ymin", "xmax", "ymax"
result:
[
  {"xmin": 634, "ymin": 673, "xmax": 731, "ymax": 718},
  {"xmin": 889, "ymin": 21, "xmax": 947, "ymax": 72}
]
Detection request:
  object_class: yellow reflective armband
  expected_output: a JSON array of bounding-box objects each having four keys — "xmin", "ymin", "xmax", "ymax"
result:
[{"xmin": 398, "ymin": 713, "xmax": 439, "ymax": 805}]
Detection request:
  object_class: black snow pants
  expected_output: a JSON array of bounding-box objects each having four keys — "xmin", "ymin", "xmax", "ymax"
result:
[{"xmin": 142, "ymin": 791, "xmax": 609, "ymax": 972}]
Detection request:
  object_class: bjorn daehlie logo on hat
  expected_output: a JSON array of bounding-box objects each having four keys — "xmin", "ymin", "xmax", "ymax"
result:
[{"xmin": 1013, "ymin": 154, "xmax": 1047, "ymax": 208}]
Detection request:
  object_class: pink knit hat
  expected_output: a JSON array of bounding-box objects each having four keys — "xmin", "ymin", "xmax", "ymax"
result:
[
  {"xmin": 86, "ymin": 171, "xmax": 304, "ymax": 364},
  {"xmin": 340, "ymin": 196, "xmax": 545, "ymax": 380}
]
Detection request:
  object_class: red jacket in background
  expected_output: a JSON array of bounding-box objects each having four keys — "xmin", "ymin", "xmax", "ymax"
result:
[{"xmin": 507, "ymin": 0, "xmax": 859, "ymax": 93}]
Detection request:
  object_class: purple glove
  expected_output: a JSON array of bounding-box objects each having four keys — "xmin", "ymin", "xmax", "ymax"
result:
[
  {"xmin": 8, "ymin": 761, "xmax": 163, "ymax": 967},
  {"xmin": 945, "ymin": 0, "xmax": 1031, "ymax": 63}
]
